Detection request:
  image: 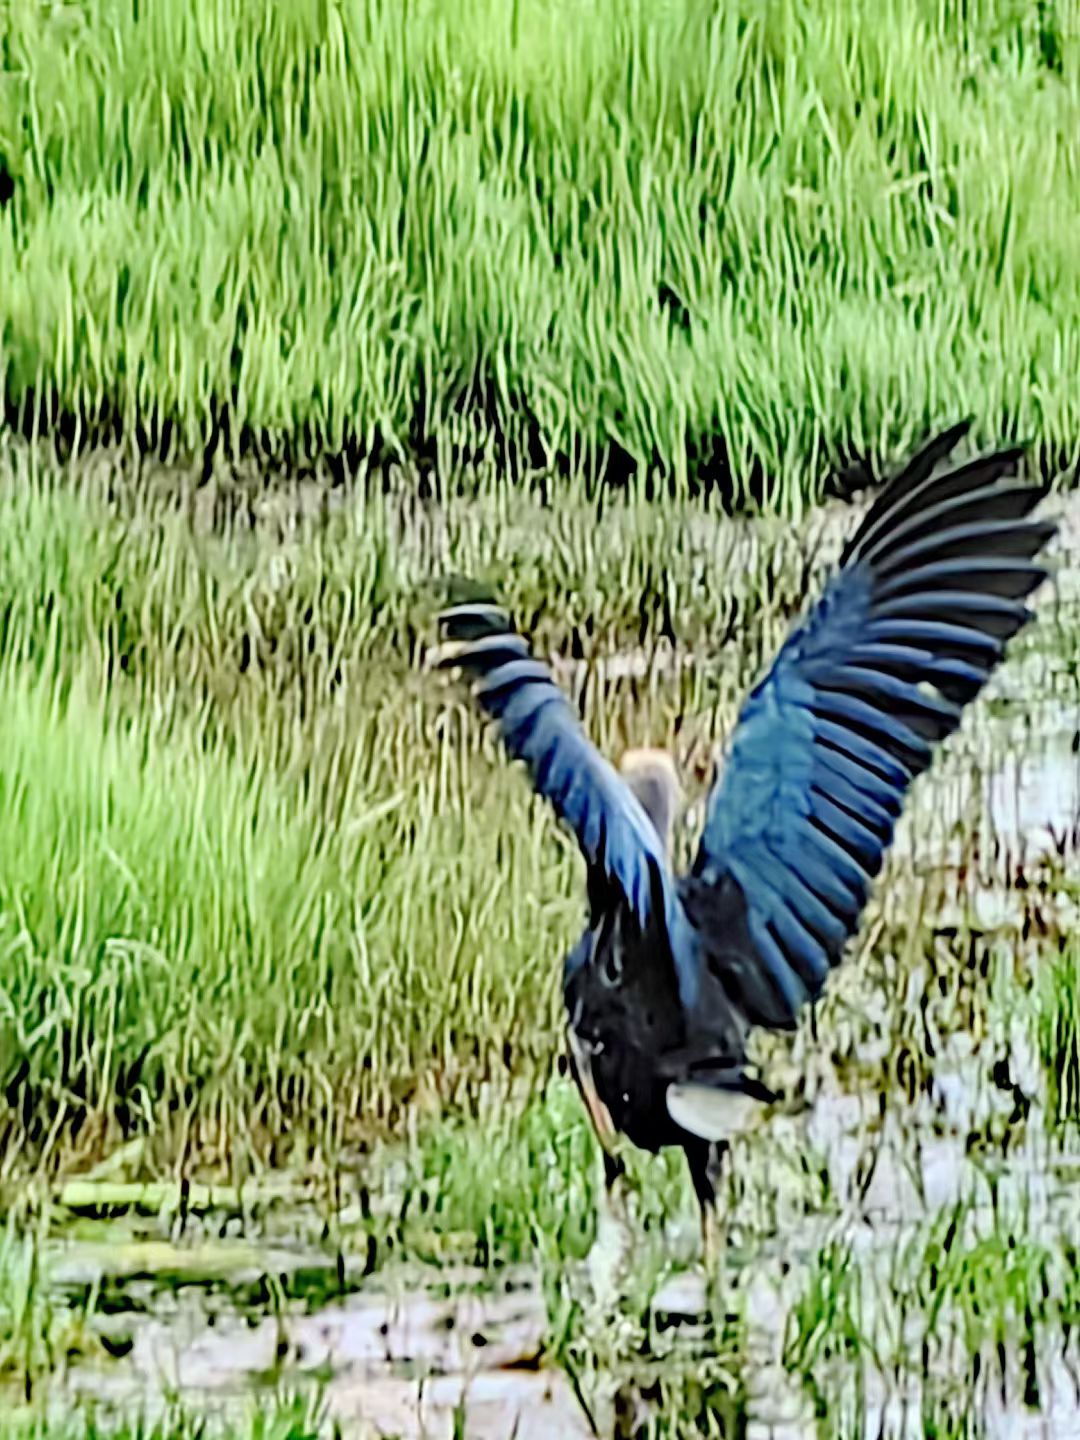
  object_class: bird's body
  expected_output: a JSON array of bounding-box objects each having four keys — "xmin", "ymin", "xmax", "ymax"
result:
[
  {"xmin": 563, "ymin": 868, "xmax": 772, "ymax": 1202},
  {"xmin": 438, "ymin": 423, "xmax": 1057, "ymax": 1244}
]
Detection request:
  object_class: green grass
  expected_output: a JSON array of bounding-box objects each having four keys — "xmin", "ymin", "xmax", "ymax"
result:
[
  {"xmin": 3, "ymin": 1397, "xmax": 329, "ymax": 1440},
  {"xmin": 1, "ymin": 0, "xmax": 1078, "ymax": 500},
  {"xmin": 782, "ymin": 1202, "xmax": 1080, "ymax": 1436},
  {"xmin": 0, "ymin": 588, "xmax": 566, "ymax": 1172},
  {"xmin": 1038, "ymin": 931, "xmax": 1080, "ymax": 1125},
  {"xmin": 0, "ymin": 1215, "xmax": 105, "ymax": 1392}
]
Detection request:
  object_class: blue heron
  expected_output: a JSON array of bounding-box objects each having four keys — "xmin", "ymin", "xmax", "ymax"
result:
[{"xmin": 438, "ymin": 423, "xmax": 1056, "ymax": 1258}]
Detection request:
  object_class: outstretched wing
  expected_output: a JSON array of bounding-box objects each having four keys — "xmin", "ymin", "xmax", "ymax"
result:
[
  {"xmin": 437, "ymin": 601, "xmax": 680, "ymax": 947},
  {"xmin": 690, "ymin": 421, "xmax": 1057, "ymax": 1024}
]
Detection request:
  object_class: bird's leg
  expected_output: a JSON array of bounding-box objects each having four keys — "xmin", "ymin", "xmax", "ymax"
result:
[
  {"xmin": 604, "ymin": 1147, "xmax": 628, "ymax": 1193},
  {"xmin": 700, "ymin": 1195, "xmax": 723, "ymax": 1275},
  {"xmin": 688, "ymin": 1141, "xmax": 730, "ymax": 1307},
  {"xmin": 587, "ymin": 1147, "xmax": 636, "ymax": 1307},
  {"xmin": 565, "ymin": 1033, "xmax": 638, "ymax": 1306}
]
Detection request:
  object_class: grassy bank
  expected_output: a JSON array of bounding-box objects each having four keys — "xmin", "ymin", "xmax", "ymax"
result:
[{"xmin": 1, "ymin": 0, "xmax": 1078, "ymax": 501}]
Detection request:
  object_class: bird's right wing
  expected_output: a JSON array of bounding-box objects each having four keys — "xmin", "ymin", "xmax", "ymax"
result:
[
  {"xmin": 437, "ymin": 602, "xmax": 686, "ymax": 979},
  {"xmin": 689, "ymin": 421, "xmax": 1057, "ymax": 1027}
]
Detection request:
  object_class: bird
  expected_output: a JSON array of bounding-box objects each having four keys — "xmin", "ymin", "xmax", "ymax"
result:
[{"xmin": 436, "ymin": 421, "xmax": 1057, "ymax": 1268}]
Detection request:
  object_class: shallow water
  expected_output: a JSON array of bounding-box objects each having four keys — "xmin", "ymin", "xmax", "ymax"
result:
[
  {"xmin": 24, "ymin": 1107, "xmax": 1080, "ymax": 1440},
  {"xmin": 51, "ymin": 1268, "xmax": 587, "ymax": 1438}
]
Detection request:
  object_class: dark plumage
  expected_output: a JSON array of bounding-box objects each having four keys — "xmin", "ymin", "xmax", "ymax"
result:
[{"xmin": 437, "ymin": 423, "xmax": 1057, "ymax": 1241}]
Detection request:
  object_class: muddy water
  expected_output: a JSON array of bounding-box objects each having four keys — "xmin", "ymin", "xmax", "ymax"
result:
[
  {"xmin": 33, "ymin": 1078, "xmax": 1080, "ymax": 1439},
  {"xmin": 653, "ymin": 1094, "xmax": 1080, "ymax": 1438},
  {"xmin": 48, "ymin": 1266, "xmax": 588, "ymax": 1438}
]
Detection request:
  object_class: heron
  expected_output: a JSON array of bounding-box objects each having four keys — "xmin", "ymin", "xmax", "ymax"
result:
[{"xmin": 437, "ymin": 422, "xmax": 1057, "ymax": 1267}]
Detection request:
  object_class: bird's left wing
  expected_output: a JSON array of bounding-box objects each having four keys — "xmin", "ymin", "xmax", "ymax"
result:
[
  {"xmin": 689, "ymin": 424, "xmax": 1057, "ymax": 1027},
  {"xmin": 437, "ymin": 602, "xmax": 679, "ymax": 945}
]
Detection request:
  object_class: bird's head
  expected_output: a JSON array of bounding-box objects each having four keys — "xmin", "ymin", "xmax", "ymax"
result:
[{"xmin": 619, "ymin": 747, "xmax": 682, "ymax": 857}]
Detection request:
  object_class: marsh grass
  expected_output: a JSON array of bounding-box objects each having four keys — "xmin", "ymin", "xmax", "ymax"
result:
[
  {"xmin": 4, "ymin": 1397, "xmax": 329, "ymax": 1440},
  {"xmin": 1, "ymin": 1, "xmax": 1079, "ymax": 498},
  {"xmin": 783, "ymin": 1205, "xmax": 1080, "ymax": 1434},
  {"xmin": 0, "ymin": 1215, "xmax": 105, "ymax": 1393},
  {"xmin": 1036, "ymin": 895, "xmax": 1080, "ymax": 1125}
]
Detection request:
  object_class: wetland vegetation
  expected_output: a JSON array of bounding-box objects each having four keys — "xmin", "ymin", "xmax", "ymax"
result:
[
  {"xmin": 1, "ymin": 0, "xmax": 1080, "ymax": 1435},
  {"xmin": 1, "ymin": 0, "xmax": 1079, "ymax": 499}
]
